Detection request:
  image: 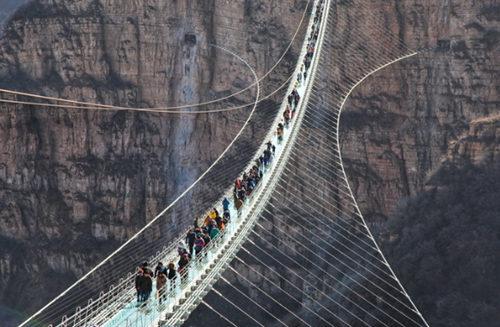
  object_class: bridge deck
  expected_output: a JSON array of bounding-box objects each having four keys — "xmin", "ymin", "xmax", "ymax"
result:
[
  {"xmin": 101, "ymin": 67, "xmax": 315, "ymax": 327},
  {"xmin": 96, "ymin": 3, "xmax": 325, "ymax": 325},
  {"xmin": 37, "ymin": 1, "xmax": 327, "ymax": 326}
]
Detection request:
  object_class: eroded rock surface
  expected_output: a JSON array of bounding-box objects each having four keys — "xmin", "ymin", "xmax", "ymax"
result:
[
  {"xmin": 0, "ymin": 0, "xmax": 499, "ymax": 325},
  {"xmin": 0, "ymin": 0, "xmax": 307, "ymax": 320}
]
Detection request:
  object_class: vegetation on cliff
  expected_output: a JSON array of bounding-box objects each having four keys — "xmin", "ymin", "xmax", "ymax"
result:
[{"xmin": 384, "ymin": 163, "xmax": 500, "ymax": 327}]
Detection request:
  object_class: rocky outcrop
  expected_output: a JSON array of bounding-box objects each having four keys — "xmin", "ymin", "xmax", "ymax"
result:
[{"xmin": 447, "ymin": 116, "xmax": 500, "ymax": 166}]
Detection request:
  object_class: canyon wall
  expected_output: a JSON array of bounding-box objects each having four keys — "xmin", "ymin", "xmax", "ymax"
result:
[
  {"xmin": 0, "ymin": 0, "xmax": 307, "ymax": 323},
  {"xmin": 340, "ymin": 0, "xmax": 500, "ymax": 221},
  {"xmin": 0, "ymin": 0, "xmax": 499, "ymax": 326},
  {"xmin": 336, "ymin": 0, "xmax": 500, "ymax": 325}
]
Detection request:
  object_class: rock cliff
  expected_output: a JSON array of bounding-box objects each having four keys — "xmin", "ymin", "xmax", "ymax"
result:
[
  {"xmin": 340, "ymin": 0, "xmax": 500, "ymax": 221},
  {"xmin": 0, "ymin": 0, "xmax": 499, "ymax": 325},
  {"xmin": 0, "ymin": 0, "xmax": 307, "ymax": 323},
  {"xmin": 336, "ymin": 0, "xmax": 500, "ymax": 325}
]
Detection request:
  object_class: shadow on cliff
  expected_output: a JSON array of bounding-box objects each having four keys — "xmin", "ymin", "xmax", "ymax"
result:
[{"xmin": 382, "ymin": 163, "xmax": 500, "ymax": 327}]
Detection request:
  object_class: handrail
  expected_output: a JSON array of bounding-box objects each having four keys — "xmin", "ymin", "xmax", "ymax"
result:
[
  {"xmin": 162, "ymin": 0, "xmax": 329, "ymax": 325},
  {"xmin": 44, "ymin": 0, "xmax": 324, "ymax": 326}
]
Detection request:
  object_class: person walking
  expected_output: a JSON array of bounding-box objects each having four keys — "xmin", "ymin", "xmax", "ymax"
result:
[
  {"xmin": 223, "ymin": 208, "xmax": 230, "ymax": 221},
  {"xmin": 139, "ymin": 271, "xmax": 153, "ymax": 305},
  {"xmin": 156, "ymin": 271, "xmax": 167, "ymax": 304},
  {"xmin": 178, "ymin": 253, "xmax": 190, "ymax": 284},
  {"xmin": 294, "ymin": 94, "xmax": 300, "ymax": 109},
  {"xmin": 222, "ymin": 197, "xmax": 230, "ymax": 211},
  {"xmin": 186, "ymin": 229, "xmax": 196, "ymax": 255},
  {"xmin": 210, "ymin": 225, "xmax": 220, "ymax": 240},
  {"xmin": 266, "ymin": 140, "xmax": 273, "ymax": 151},
  {"xmin": 135, "ymin": 268, "xmax": 143, "ymax": 303},
  {"xmin": 194, "ymin": 234, "xmax": 205, "ymax": 257},
  {"xmin": 154, "ymin": 262, "xmax": 166, "ymax": 278},
  {"xmin": 193, "ymin": 217, "xmax": 200, "ymax": 230},
  {"xmin": 177, "ymin": 240, "xmax": 187, "ymax": 255},
  {"xmin": 166, "ymin": 262, "xmax": 177, "ymax": 291},
  {"xmin": 203, "ymin": 231, "xmax": 211, "ymax": 248},
  {"xmin": 284, "ymin": 108, "xmax": 291, "ymax": 125},
  {"xmin": 142, "ymin": 262, "xmax": 154, "ymax": 276}
]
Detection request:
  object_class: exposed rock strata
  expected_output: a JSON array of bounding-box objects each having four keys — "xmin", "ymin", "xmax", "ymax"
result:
[
  {"xmin": 340, "ymin": 0, "xmax": 500, "ymax": 221},
  {"xmin": 0, "ymin": 0, "xmax": 499, "ymax": 325},
  {"xmin": 337, "ymin": 0, "xmax": 500, "ymax": 325},
  {"xmin": 0, "ymin": 0, "xmax": 307, "ymax": 321}
]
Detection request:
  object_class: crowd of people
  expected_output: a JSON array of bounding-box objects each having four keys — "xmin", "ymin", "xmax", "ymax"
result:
[
  {"xmin": 133, "ymin": 204, "xmax": 233, "ymax": 307},
  {"xmin": 279, "ymin": 0, "xmax": 324, "ymax": 142},
  {"xmin": 134, "ymin": 261, "xmax": 176, "ymax": 306},
  {"xmin": 132, "ymin": 0, "xmax": 325, "ymax": 308}
]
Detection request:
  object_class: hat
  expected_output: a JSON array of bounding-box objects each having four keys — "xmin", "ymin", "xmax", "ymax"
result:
[{"xmin": 158, "ymin": 262, "xmax": 163, "ymax": 265}]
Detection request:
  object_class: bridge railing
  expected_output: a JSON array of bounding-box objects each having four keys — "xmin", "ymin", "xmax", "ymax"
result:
[
  {"xmin": 53, "ymin": 137, "xmax": 279, "ymax": 327},
  {"xmin": 161, "ymin": 1, "xmax": 329, "ymax": 326},
  {"xmin": 47, "ymin": 0, "xmax": 325, "ymax": 326}
]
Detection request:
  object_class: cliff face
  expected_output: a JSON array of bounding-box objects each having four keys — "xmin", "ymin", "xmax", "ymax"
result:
[
  {"xmin": 336, "ymin": 1, "xmax": 500, "ymax": 325},
  {"xmin": 0, "ymin": 0, "xmax": 306, "ymax": 321},
  {"xmin": 1, "ymin": 0, "xmax": 499, "ymax": 325},
  {"xmin": 339, "ymin": 0, "xmax": 500, "ymax": 221},
  {"xmin": 447, "ymin": 116, "xmax": 500, "ymax": 166},
  {"xmin": 378, "ymin": 118, "xmax": 500, "ymax": 327},
  {"xmin": 0, "ymin": 0, "xmax": 29, "ymax": 37}
]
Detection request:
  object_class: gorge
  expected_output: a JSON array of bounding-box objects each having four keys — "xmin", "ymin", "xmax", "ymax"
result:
[{"xmin": 1, "ymin": 0, "xmax": 500, "ymax": 326}]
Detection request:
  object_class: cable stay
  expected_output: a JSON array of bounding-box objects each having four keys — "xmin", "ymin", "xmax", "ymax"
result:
[{"xmin": 17, "ymin": 0, "xmax": 436, "ymax": 326}]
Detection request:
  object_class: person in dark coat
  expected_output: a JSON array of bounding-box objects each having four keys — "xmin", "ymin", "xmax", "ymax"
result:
[
  {"xmin": 203, "ymin": 231, "xmax": 211, "ymax": 247},
  {"xmin": 139, "ymin": 271, "xmax": 153, "ymax": 304},
  {"xmin": 266, "ymin": 140, "xmax": 273, "ymax": 151},
  {"xmin": 142, "ymin": 262, "xmax": 154, "ymax": 276},
  {"xmin": 185, "ymin": 229, "xmax": 196, "ymax": 255},
  {"xmin": 154, "ymin": 262, "xmax": 166, "ymax": 278},
  {"xmin": 135, "ymin": 268, "xmax": 143, "ymax": 302},
  {"xmin": 178, "ymin": 253, "xmax": 190, "ymax": 283},
  {"xmin": 166, "ymin": 262, "xmax": 177, "ymax": 291},
  {"xmin": 223, "ymin": 209, "xmax": 230, "ymax": 221}
]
